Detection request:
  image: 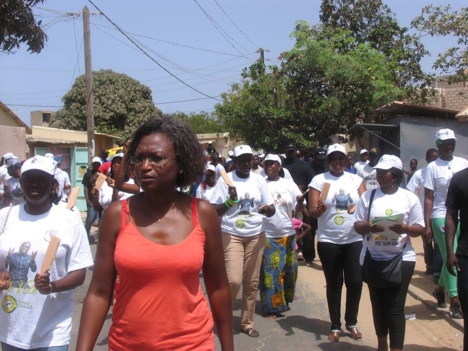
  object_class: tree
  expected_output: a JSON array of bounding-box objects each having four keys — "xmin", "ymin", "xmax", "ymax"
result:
[
  {"xmin": 163, "ymin": 111, "xmax": 226, "ymax": 134},
  {"xmin": 0, "ymin": 0, "xmax": 47, "ymax": 53},
  {"xmin": 320, "ymin": 0, "xmax": 431, "ymax": 98},
  {"xmin": 55, "ymin": 70, "xmax": 161, "ymax": 140},
  {"xmin": 215, "ymin": 25, "xmax": 405, "ymax": 149},
  {"xmin": 412, "ymin": 5, "xmax": 468, "ymax": 84}
]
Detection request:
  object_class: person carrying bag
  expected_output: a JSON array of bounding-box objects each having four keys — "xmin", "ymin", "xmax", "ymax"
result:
[{"xmin": 354, "ymin": 155, "xmax": 424, "ymax": 351}]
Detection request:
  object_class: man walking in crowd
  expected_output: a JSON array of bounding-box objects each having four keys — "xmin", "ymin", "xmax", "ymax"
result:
[
  {"xmin": 446, "ymin": 164, "xmax": 468, "ymax": 350},
  {"xmin": 424, "ymin": 128, "xmax": 468, "ymax": 318},
  {"xmin": 82, "ymin": 156, "xmax": 101, "ymax": 244},
  {"xmin": 353, "ymin": 149, "xmax": 369, "ymax": 174},
  {"xmin": 407, "ymin": 148, "xmax": 441, "ymax": 279},
  {"xmin": 357, "ymin": 147, "xmax": 380, "ymax": 190}
]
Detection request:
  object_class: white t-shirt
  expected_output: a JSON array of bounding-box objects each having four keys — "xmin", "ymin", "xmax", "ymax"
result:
[
  {"xmin": 0, "ymin": 204, "xmax": 93, "ymax": 349},
  {"xmin": 195, "ymin": 182, "xmax": 216, "ymax": 201},
  {"xmin": 406, "ymin": 167, "xmax": 426, "ymax": 207},
  {"xmin": 357, "ymin": 163, "xmax": 379, "ymax": 190},
  {"xmin": 55, "ymin": 168, "xmax": 71, "ymax": 200},
  {"xmin": 264, "ymin": 178, "xmax": 302, "ymax": 238},
  {"xmin": 210, "ymin": 171, "xmax": 273, "ymax": 237},
  {"xmin": 99, "ymin": 179, "xmax": 135, "ymax": 210},
  {"xmin": 0, "ymin": 166, "xmax": 10, "ymax": 194},
  {"xmin": 423, "ymin": 156, "xmax": 468, "ymax": 218},
  {"xmin": 309, "ymin": 172, "xmax": 363, "ymax": 244},
  {"xmin": 6, "ymin": 177, "xmax": 24, "ymax": 206},
  {"xmin": 354, "ymin": 187, "xmax": 424, "ymax": 263},
  {"xmin": 353, "ymin": 160, "xmax": 368, "ymax": 174}
]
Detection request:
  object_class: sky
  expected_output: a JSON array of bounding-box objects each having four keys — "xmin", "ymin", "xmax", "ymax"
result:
[{"xmin": 0, "ymin": 0, "xmax": 465, "ymax": 126}]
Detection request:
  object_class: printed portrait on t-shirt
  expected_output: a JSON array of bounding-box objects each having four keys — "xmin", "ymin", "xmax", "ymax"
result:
[
  {"xmin": 273, "ymin": 192, "xmax": 287, "ymax": 208},
  {"xmin": 332, "ymin": 189, "xmax": 353, "ymax": 213},
  {"xmin": 5, "ymin": 241, "xmax": 37, "ymax": 288},
  {"xmin": 238, "ymin": 192, "xmax": 254, "ymax": 215}
]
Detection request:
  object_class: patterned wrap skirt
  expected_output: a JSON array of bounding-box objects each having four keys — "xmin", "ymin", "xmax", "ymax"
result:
[{"xmin": 260, "ymin": 234, "xmax": 298, "ymax": 314}]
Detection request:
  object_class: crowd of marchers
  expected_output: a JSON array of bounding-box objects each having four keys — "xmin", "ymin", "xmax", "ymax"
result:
[{"xmin": 0, "ymin": 121, "xmax": 467, "ymax": 351}]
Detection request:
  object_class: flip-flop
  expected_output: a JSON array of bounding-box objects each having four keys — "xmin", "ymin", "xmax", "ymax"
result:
[{"xmin": 241, "ymin": 328, "xmax": 260, "ymax": 337}]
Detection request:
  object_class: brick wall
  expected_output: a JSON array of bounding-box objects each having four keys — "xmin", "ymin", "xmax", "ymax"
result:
[
  {"xmin": 426, "ymin": 87, "xmax": 468, "ymax": 111},
  {"xmin": 0, "ymin": 126, "xmax": 28, "ymax": 161}
]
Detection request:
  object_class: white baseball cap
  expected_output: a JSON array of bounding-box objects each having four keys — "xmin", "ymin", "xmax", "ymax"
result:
[
  {"xmin": 435, "ymin": 128, "xmax": 456, "ymax": 141},
  {"xmin": 3, "ymin": 152, "xmax": 18, "ymax": 166},
  {"xmin": 92, "ymin": 156, "xmax": 102, "ymax": 164},
  {"xmin": 234, "ymin": 145, "xmax": 253, "ymax": 157},
  {"xmin": 262, "ymin": 154, "xmax": 282, "ymax": 168},
  {"xmin": 360, "ymin": 149, "xmax": 369, "ymax": 155},
  {"xmin": 326, "ymin": 144, "xmax": 347, "ymax": 156},
  {"xmin": 373, "ymin": 154, "xmax": 403, "ymax": 170},
  {"xmin": 206, "ymin": 164, "xmax": 216, "ymax": 172},
  {"xmin": 228, "ymin": 150, "xmax": 234, "ymax": 157},
  {"xmin": 21, "ymin": 155, "xmax": 55, "ymax": 176},
  {"xmin": 44, "ymin": 153, "xmax": 54, "ymax": 159}
]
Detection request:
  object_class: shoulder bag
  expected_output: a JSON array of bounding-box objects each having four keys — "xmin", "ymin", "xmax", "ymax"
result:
[{"xmin": 361, "ymin": 189, "xmax": 405, "ymax": 288}]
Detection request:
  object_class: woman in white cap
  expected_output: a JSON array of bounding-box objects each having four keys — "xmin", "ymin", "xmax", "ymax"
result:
[
  {"xmin": 259, "ymin": 154, "xmax": 304, "ymax": 318},
  {"xmin": 210, "ymin": 144, "xmax": 275, "ymax": 337},
  {"xmin": 0, "ymin": 155, "xmax": 93, "ymax": 351},
  {"xmin": 354, "ymin": 154, "xmax": 424, "ymax": 351},
  {"xmin": 309, "ymin": 144, "xmax": 366, "ymax": 342},
  {"xmin": 196, "ymin": 164, "xmax": 217, "ymax": 200},
  {"xmin": 423, "ymin": 128, "xmax": 468, "ymax": 318}
]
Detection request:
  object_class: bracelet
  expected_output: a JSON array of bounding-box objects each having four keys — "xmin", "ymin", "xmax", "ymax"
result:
[
  {"xmin": 48, "ymin": 281, "xmax": 57, "ymax": 294},
  {"xmin": 224, "ymin": 200, "xmax": 232, "ymax": 209},
  {"xmin": 226, "ymin": 198, "xmax": 238, "ymax": 207}
]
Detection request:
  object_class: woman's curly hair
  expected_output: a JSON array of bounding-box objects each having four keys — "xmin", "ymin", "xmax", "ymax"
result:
[{"xmin": 124, "ymin": 116, "xmax": 205, "ymax": 188}]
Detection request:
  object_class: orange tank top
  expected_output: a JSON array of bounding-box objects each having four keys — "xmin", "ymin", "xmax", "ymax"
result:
[{"xmin": 108, "ymin": 198, "xmax": 214, "ymax": 351}]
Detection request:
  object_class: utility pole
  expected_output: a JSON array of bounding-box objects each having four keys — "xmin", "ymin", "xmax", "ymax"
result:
[{"xmin": 83, "ymin": 6, "xmax": 95, "ymax": 164}]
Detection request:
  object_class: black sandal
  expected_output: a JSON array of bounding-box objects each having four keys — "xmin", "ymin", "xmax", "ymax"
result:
[{"xmin": 241, "ymin": 328, "xmax": 260, "ymax": 337}]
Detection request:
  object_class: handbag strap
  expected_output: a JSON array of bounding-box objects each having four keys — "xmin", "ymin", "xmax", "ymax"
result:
[{"xmin": 367, "ymin": 189, "xmax": 376, "ymax": 222}]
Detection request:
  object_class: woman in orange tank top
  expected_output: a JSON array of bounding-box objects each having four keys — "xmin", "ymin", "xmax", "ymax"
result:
[{"xmin": 76, "ymin": 116, "xmax": 234, "ymax": 351}]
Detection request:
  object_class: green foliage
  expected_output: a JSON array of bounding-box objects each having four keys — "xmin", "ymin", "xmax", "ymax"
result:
[
  {"xmin": 55, "ymin": 70, "xmax": 161, "ymax": 140},
  {"xmin": 163, "ymin": 111, "xmax": 226, "ymax": 134},
  {"xmin": 412, "ymin": 5, "xmax": 468, "ymax": 84},
  {"xmin": 0, "ymin": 0, "xmax": 47, "ymax": 53},
  {"xmin": 320, "ymin": 0, "xmax": 431, "ymax": 98},
  {"xmin": 216, "ymin": 25, "xmax": 405, "ymax": 149}
]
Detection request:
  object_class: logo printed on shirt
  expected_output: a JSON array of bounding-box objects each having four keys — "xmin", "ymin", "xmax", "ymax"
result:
[
  {"xmin": 385, "ymin": 209, "xmax": 393, "ymax": 216},
  {"xmin": 235, "ymin": 219, "xmax": 246, "ymax": 229},
  {"xmin": 44, "ymin": 229, "xmax": 60, "ymax": 242},
  {"xmin": 334, "ymin": 215, "xmax": 345, "ymax": 226},
  {"xmin": 2, "ymin": 295, "xmax": 17, "ymax": 313}
]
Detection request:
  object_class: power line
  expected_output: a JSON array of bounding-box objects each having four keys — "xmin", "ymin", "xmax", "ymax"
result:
[
  {"xmin": 88, "ymin": 0, "xmax": 222, "ymax": 102},
  {"xmin": 5, "ymin": 103, "xmax": 62, "ymax": 108},
  {"xmin": 213, "ymin": 0, "xmax": 258, "ymax": 48},
  {"xmin": 192, "ymin": 0, "xmax": 249, "ymax": 56}
]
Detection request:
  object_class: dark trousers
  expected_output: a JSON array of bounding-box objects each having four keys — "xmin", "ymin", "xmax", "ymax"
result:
[
  {"xmin": 368, "ymin": 260, "xmax": 415, "ymax": 350},
  {"xmin": 302, "ymin": 216, "xmax": 316, "ymax": 262},
  {"xmin": 317, "ymin": 241, "xmax": 363, "ymax": 330},
  {"xmin": 457, "ymin": 255, "xmax": 468, "ymax": 351}
]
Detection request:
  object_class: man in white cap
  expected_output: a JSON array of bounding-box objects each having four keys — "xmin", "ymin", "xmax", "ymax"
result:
[
  {"xmin": 354, "ymin": 149, "xmax": 369, "ymax": 173},
  {"xmin": 424, "ymin": 128, "xmax": 468, "ymax": 318}
]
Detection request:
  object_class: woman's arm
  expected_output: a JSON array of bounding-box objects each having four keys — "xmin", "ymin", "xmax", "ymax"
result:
[
  {"xmin": 212, "ymin": 186, "xmax": 237, "ymax": 217},
  {"xmin": 424, "ymin": 188, "xmax": 434, "ymax": 242},
  {"xmin": 198, "ymin": 200, "xmax": 234, "ymax": 351},
  {"xmin": 76, "ymin": 201, "xmax": 121, "ymax": 351},
  {"xmin": 34, "ymin": 269, "xmax": 86, "ymax": 294}
]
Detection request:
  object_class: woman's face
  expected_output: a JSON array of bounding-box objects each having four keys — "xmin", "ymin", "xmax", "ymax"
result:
[
  {"xmin": 20, "ymin": 170, "xmax": 53, "ymax": 207},
  {"xmin": 235, "ymin": 154, "xmax": 253, "ymax": 176},
  {"xmin": 264, "ymin": 160, "xmax": 280, "ymax": 179},
  {"xmin": 111, "ymin": 157, "xmax": 122, "ymax": 174},
  {"xmin": 132, "ymin": 133, "xmax": 178, "ymax": 191},
  {"xmin": 327, "ymin": 152, "xmax": 346, "ymax": 174},
  {"xmin": 438, "ymin": 139, "xmax": 456, "ymax": 158},
  {"xmin": 376, "ymin": 169, "xmax": 394, "ymax": 188}
]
